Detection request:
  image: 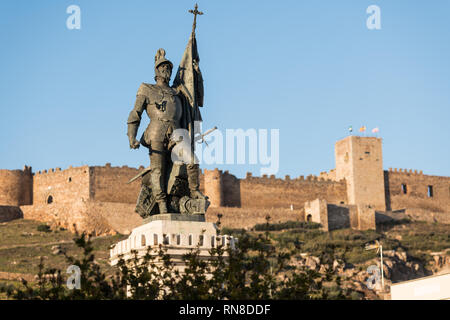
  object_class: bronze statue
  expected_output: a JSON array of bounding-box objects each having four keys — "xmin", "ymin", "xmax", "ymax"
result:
[{"xmin": 127, "ymin": 5, "xmax": 210, "ymax": 218}]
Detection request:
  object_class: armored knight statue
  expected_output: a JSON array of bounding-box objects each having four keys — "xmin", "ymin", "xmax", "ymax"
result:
[{"xmin": 127, "ymin": 5, "xmax": 210, "ymax": 218}]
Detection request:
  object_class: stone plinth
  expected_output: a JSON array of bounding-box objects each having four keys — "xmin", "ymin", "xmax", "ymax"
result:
[
  {"xmin": 110, "ymin": 213, "xmax": 236, "ymax": 268},
  {"xmin": 142, "ymin": 213, "xmax": 206, "ymax": 223}
]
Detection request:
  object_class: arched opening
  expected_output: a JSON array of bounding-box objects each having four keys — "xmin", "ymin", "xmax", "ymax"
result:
[
  {"xmin": 306, "ymin": 214, "xmax": 312, "ymax": 222},
  {"xmin": 47, "ymin": 195, "xmax": 53, "ymax": 204}
]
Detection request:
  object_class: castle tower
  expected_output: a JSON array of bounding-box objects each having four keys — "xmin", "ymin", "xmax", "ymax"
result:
[
  {"xmin": 0, "ymin": 166, "xmax": 33, "ymax": 206},
  {"xmin": 203, "ymin": 168, "xmax": 223, "ymax": 208},
  {"xmin": 335, "ymin": 136, "xmax": 386, "ymax": 211}
]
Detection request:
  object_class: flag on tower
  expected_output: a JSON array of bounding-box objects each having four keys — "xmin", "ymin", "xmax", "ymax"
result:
[
  {"xmin": 372, "ymin": 127, "xmax": 379, "ymax": 133},
  {"xmin": 349, "ymin": 125, "xmax": 353, "ymax": 134},
  {"xmin": 359, "ymin": 126, "xmax": 366, "ymax": 132}
]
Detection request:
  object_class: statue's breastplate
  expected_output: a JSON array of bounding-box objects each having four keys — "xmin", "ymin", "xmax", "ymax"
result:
[
  {"xmin": 142, "ymin": 85, "xmax": 183, "ymax": 144},
  {"xmin": 146, "ymin": 87, "xmax": 182, "ymax": 124}
]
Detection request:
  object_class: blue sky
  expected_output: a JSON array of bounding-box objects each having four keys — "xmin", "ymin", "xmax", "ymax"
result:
[{"xmin": 0, "ymin": 0, "xmax": 449, "ymax": 178}]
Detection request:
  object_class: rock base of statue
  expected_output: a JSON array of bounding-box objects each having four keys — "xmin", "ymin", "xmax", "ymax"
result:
[
  {"xmin": 109, "ymin": 213, "xmax": 236, "ymax": 272},
  {"xmin": 135, "ymin": 163, "xmax": 210, "ymax": 218}
]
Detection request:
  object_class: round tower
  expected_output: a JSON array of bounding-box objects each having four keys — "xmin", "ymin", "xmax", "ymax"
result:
[
  {"xmin": 0, "ymin": 166, "xmax": 33, "ymax": 206},
  {"xmin": 203, "ymin": 168, "xmax": 223, "ymax": 208}
]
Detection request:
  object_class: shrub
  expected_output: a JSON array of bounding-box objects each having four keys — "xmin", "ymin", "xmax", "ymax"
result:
[
  {"xmin": 37, "ymin": 224, "xmax": 51, "ymax": 233},
  {"xmin": 0, "ymin": 224, "xmax": 357, "ymax": 300}
]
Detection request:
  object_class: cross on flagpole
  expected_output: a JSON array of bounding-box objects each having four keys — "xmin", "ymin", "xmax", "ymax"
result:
[{"xmin": 189, "ymin": 3, "xmax": 203, "ymax": 34}]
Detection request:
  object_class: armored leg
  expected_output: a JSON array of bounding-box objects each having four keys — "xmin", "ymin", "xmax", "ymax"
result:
[
  {"xmin": 150, "ymin": 141, "xmax": 168, "ymax": 214},
  {"xmin": 187, "ymin": 163, "xmax": 207, "ymax": 200}
]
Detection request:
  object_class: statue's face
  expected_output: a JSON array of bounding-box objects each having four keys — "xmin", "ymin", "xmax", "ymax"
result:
[{"xmin": 156, "ymin": 62, "xmax": 172, "ymax": 83}]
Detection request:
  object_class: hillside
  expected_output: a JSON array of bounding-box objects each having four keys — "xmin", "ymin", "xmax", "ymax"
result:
[{"xmin": 0, "ymin": 218, "xmax": 449, "ymax": 299}]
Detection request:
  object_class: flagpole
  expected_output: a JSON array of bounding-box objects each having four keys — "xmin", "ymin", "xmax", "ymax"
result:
[{"xmin": 188, "ymin": 4, "xmax": 203, "ymax": 165}]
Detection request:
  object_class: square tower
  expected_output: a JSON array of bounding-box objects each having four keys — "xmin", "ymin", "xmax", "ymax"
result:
[{"xmin": 335, "ymin": 136, "xmax": 386, "ymax": 211}]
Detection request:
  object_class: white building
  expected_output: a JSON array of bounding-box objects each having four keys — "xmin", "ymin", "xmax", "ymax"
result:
[{"xmin": 391, "ymin": 273, "xmax": 450, "ymax": 300}]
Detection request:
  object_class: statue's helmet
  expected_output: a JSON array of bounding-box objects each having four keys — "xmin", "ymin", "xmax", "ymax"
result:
[{"xmin": 154, "ymin": 48, "xmax": 173, "ymax": 71}]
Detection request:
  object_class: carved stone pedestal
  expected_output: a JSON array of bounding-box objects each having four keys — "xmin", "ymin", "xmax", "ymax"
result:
[{"xmin": 110, "ymin": 214, "xmax": 236, "ymax": 271}]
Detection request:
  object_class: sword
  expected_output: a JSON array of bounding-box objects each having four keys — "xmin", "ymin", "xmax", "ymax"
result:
[
  {"xmin": 194, "ymin": 126, "xmax": 217, "ymax": 146},
  {"xmin": 127, "ymin": 126, "xmax": 218, "ymax": 184}
]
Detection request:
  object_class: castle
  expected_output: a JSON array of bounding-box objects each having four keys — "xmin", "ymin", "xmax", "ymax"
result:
[{"xmin": 0, "ymin": 136, "xmax": 449, "ymax": 234}]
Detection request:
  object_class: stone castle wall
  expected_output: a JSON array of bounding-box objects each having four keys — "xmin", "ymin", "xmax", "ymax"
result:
[
  {"xmin": 201, "ymin": 169, "xmax": 242, "ymax": 208},
  {"xmin": 21, "ymin": 200, "xmax": 141, "ymax": 236},
  {"xmin": 222, "ymin": 171, "xmax": 241, "ymax": 207},
  {"xmin": 238, "ymin": 173, "xmax": 348, "ymax": 209},
  {"xmin": 0, "ymin": 206, "xmax": 23, "ymax": 222},
  {"xmin": 202, "ymin": 169, "xmax": 223, "ymax": 207},
  {"xmin": 201, "ymin": 170, "xmax": 348, "ymax": 210},
  {"xmin": 304, "ymin": 199, "xmax": 376, "ymax": 231},
  {"xmin": 33, "ymin": 166, "xmax": 90, "ymax": 206},
  {"xmin": 385, "ymin": 168, "xmax": 450, "ymax": 213},
  {"xmin": 90, "ymin": 164, "xmax": 142, "ymax": 204},
  {"xmin": 1, "ymin": 135, "xmax": 449, "ymax": 235},
  {"xmin": 0, "ymin": 167, "xmax": 32, "ymax": 206}
]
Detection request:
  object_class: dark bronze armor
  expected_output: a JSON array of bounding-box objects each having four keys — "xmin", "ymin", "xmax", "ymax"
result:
[
  {"xmin": 128, "ymin": 83, "xmax": 183, "ymax": 147},
  {"xmin": 127, "ymin": 49, "xmax": 207, "ymax": 216}
]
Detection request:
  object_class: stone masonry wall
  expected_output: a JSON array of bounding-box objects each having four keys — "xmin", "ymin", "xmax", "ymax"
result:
[
  {"xmin": 90, "ymin": 164, "xmax": 142, "ymax": 204},
  {"xmin": 357, "ymin": 205, "xmax": 376, "ymax": 230},
  {"xmin": 304, "ymin": 199, "xmax": 328, "ymax": 230},
  {"xmin": 385, "ymin": 168, "xmax": 450, "ymax": 213},
  {"xmin": 0, "ymin": 167, "xmax": 32, "ymax": 206},
  {"xmin": 327, "ymin": 204, "xmax": 351, "ymax": 230},
  {"xmin": 202, "ymin": 169, "xmax": 223, "ymax": 207},
  {"xmin": 221, "ymin": 171, "xmax": 241, "ymax": 207},
  {"xmin": 239, "ymin": 173, "xmax": 348, "ymax": 209},
  {"xmin": 21, "ymin": 200, "xmax": 141, "ymax": 235},
  {"xmin": 335, "ymin": 136, "xmax": 386, "ymax": 211},
  {"xmin": 206, "ymin": 207, "xmax": 305, "ymax": 230},
  {"xmin": 0, "ymin": 206, "xmax": 23, "ymax": 222},
  {"xmin": 33, "ymin": 166, "xmax": 90, "ymax": 206}
]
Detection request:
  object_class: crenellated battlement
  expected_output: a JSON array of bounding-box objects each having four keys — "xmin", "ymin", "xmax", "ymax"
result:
[
  {"xmin": 35, "ymin": 165, "xmax": 89, "ymax": 176},
  {"xmin": 242, "ymin": 172, "xmax": 342, "ymax": 185},
  {"xmin": 388, "ymin": 168, "xmax": 423, "ymax": 175},
  {"xmin": 33, "ymin": 163, "xmax": 147, "ymax": 176},
  {"xmin": 199, "ymin": 168, "xmax": 348, "ymax": 209}
]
